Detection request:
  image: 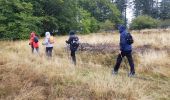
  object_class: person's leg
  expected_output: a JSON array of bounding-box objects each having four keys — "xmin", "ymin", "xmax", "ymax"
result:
[
  {"xmin": 46, "ymin": 47, "xmax": 49, "ymax": 57},
  {"xmin": 36, "ymin": 47, "xmax": 39, "ymax": 53},
  {"xmin": 114, "ymin": 53, "xmax": 124, "ymax": 72},
  {"xmin": 31, "ymin": 45, "xmax": 34, "ymax": 53},
  {"xmin": 126, "ymin": 52, "xmax": 135, "ymax": 75},
  {"xmin": 49, "ymin": 47, "xmax": 53, "ymax": 57},
  {"xmin": 71, "ymin": 50, "xmax": 76, "ymax": 65}
]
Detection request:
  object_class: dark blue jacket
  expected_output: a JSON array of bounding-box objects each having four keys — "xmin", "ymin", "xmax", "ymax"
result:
[
  {"xmin": 66, "ymin": 35, "xmax": 79, "ymax": 51},
  {"xmin": 119, "ymin": 25, "xmax": 132, "ymax": 52}
]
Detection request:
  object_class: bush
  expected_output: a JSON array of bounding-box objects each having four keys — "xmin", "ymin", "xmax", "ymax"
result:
[
  {"xmin": 79, "ymin": 8, "xmax": 100, "ymax": 34},
  {"xmin": 99, "ymin": 20, "xmax": 115, "ymax": 32},
  {"xmin": 159, "ymin": 19, "xmax": 170, "ymax": 28},
  {"xmin": 0, "ymin": 0, "xmax": 42, "ymax": 40},
  {"xmin": 130, "ymin": 15, "xmax": 160, "ymax": 30}
]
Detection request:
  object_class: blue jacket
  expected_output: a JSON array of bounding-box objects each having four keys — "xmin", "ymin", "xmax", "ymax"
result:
[{"xmin": 119, "ymin": 25, "xmax": 132, "ymax": 52}]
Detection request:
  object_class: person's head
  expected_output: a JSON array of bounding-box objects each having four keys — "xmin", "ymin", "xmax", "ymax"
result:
[
  {"xmin": 118, "ymin": 25, "xmax": 126, "ymax": 33},
  {"xmin": 50, "ymin": 32, "xmax": 54, "ymax": 36},
  {"xmin": 30, "ymin": 32, "xmax": 35, "ymax": 37},
  {"xmin": 69, "ymin": 30, "xmax": 76, "ymax": 36},
  {"xmin": 45, "ymin": 32, "xmax": 51, "ymax": 38}
]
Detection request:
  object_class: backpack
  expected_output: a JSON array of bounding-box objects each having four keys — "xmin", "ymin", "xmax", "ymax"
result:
[
  {"xmin": 34, "ymin": 36, "xmax": 39, "ymax": 43},
  {"xmin": 126, "ymin": 33, "xmax": 134, "ymax": 45},
  {"xmin": 49, "ymin": 36, "xmax": 54, "ymax": 44},
  {"xmin": 71, "ymin": 37, "xmax": 79, "ymax": 49}
]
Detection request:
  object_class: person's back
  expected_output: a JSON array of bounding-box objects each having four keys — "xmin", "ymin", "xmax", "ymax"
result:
[
  {"xmin": 42, "ymin": 32, "xmax": 54, "ymax": 57},
  {"xmin": 112, "ymin": 25, "xmax": 135, "ymax": 77},
  {"xmin": 43, "ymin": 33, "xmax": 53, "ymax": 48},
  {"xmin": 67, "ymin": 35, "xmax": 79, "ymax": 51},
  {"xmin": 119, "ymin": 26, "xmax": 132, "ymax": 52},
  {"xmin": 66, "ymin": 30, "xmax": 79, "ymax": 65},
  {"xmin": 33, "ymin": 35, "xmax": 39, "ymax": 53}
]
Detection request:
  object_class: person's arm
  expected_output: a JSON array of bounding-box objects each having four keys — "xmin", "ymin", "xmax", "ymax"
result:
[
  {"xmin": 66, "ymin": 37, "xmax": 72, "ymax": 44},
  {"xmin": 29, "ymin": 37, "xmax": 33, "ymax": 45},
  {"xmin": 76, "ymin": 36, "xmax": 79, "ymax": 41},
  {"xmin": 42, "ymin": 38, "xmax": 49, "ymax": 45}
]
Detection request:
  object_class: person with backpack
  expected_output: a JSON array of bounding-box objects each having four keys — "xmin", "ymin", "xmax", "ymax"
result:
[
  {"xmin": 112, "ymin": 25, "xmax": 135, "ymax": 77},
  {"xmin": 42, "ymin": 32, "xmax": 54, "ymax": 58},
  {"xmin": 66, "ymin": 30, "xmax": 79, "ymax": 65},
  {"xmin": 29, "ymin": 32, "xmax": 39, "ymax": 53}
]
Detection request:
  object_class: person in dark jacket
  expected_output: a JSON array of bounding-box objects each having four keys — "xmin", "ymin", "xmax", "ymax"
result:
[
  {"xmin": 66, "ymin": 30, "xmax": 79, "ymax": 65},
  {"xmin": 112, "ymin": 25, "xmax": 135, "ymax": 77}
]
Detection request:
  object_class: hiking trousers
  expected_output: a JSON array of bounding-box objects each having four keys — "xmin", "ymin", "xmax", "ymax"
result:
[
  {"xmin": 114, "ymin": 51, "xmax": 135, "ymax": 74},
  {"xmin": 31, "ymin": 45, "xmax": 34, "ymax": 53},
  {"xmin": 71, "ymin": 50, "xmax": 76, "ymax": 65},
  {"xmin": 46, "ymin": 47, "xmax": 53, "ymax": 57}
]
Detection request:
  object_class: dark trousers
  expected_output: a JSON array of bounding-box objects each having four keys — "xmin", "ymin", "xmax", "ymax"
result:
[
  {"xmin": 31, "ymin": 45, "xmax": 34, "ymax": 53},
  {"xmin": 71, "ymin": 50, "xmax": 76, "ymax": 65},
  {"xmin": 46, "ymin": 47, "xmax": 53, "ymax": 57},
  {"xmin": 114, "ymin": 51, "xmax": 135, "ymax": 74}
]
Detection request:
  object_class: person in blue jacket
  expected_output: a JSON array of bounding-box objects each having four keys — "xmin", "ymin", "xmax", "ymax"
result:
[{"xmin": 112, "ymin": 25, "xmax": 135, "ymax": 77}]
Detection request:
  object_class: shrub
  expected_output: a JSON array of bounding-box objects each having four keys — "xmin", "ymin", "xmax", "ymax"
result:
[
  {"xmin": 130, "ymin": 15, "xmax": 160, "ymax": 30},
  {"xmin": 159, "ymin": 19, "xmax": 170, "ymax": 28},
  {"xmin": 99, "ymin": 20, "xmax": 115, "ymax": 32}
]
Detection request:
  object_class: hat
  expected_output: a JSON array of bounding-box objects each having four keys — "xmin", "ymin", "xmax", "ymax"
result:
[{"xmin": 69, "ymin": 30, "xmax": 76, "ymax": 35}]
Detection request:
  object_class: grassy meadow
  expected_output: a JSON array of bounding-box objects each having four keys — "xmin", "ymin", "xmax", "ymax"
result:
[{"xmin": 0, "ymin": 29, "xmax": 170, "ymax": 100}]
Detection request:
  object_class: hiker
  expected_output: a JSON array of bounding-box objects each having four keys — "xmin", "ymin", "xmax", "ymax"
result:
[
  {"xmin": 29, "ymin": 32, "xmax": 39, "ymax": 53},
  {"xmin": 112, "ymin": 25, "xmax": 135, "ymax": 77},
  {"xmin": 42, "ymin": 32, "xmax": 54, "ymax": 58},
  {"xmin": 66, "ymin": 30, "xmax": 79, "ymax": 65}
]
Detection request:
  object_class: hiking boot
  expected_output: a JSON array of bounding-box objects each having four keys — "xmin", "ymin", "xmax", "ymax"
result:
[
  {"xmin": 128, "ymin": 72, "xmax": 135, "ymax": 77},
  {"xmin": 112, "ymin": 70, "xmax": 118, "ymax": 76}
]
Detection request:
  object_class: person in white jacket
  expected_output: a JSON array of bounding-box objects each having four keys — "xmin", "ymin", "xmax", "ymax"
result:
[{"xmin": 42, "ymin": 32, "xmax": 54, "ymax": 57}]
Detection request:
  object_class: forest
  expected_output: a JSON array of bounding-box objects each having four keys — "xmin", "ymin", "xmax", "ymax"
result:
[{"xmin": 0, "ymin": 0, "xmax": 170, "ymax": 39}]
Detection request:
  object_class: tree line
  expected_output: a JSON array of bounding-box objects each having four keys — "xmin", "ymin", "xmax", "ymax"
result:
[
  {"xmin": 114, "ymin": 0, "xmax": 170, "ymax": 29},
  {"xmin": 0, "ymin": 0, "xmax": 122, "ymax": 40},
  {"xmin": 0, "ymin": 0, "xmax": 170, "ymax": 40}
]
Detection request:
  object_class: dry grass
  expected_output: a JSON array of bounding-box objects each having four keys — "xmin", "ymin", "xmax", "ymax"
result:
[{"xmin": 0, "ymin": 29, "xmax": 170, "ymax": 100}]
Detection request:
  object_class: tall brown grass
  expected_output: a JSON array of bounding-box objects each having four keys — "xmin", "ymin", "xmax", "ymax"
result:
[{"xmin": 0, "ymin": 29, "xmax": 170, "ymax": 100}]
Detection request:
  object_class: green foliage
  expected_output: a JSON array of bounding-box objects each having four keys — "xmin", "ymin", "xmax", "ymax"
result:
[
  {"xmin": 159, "ymin": 19, "xmax": 170, "ymax": 28},
  {"xmin": 130, "ymin": 15, "xmax": 160, "ymax": 30},
  {"xmin": 78, "ymin": 8, "xmax": 99, "ymax": 34},
  {"xmin": 133, "ymin": 0, "xmax": 159, "ymax": 19},
  {"xmin": 0, "ymin": 0, "xmax": 41, "ymax": 40},
  {"xmin": 114, "ymin": 0, "xmax": 126, "ymax": 16},
  {"xmin": 0, "ymin": 0, "xmax": 122, "ymax": 40},
  {"xmin": 78, "ymin": 0, "xmax": 122, "ymax": 24},
  {"xmin": 100, "ymin": 20, "xmax": 115, "ymax": 31},
  {"xmin": 160, "ymin": 0, "xmax": 170, "ymax": 20}
]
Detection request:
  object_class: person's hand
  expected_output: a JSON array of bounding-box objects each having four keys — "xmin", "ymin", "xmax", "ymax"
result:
[{"xmin": 119, "ymin": 50, "xmax": 121, "ymax": 54}]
